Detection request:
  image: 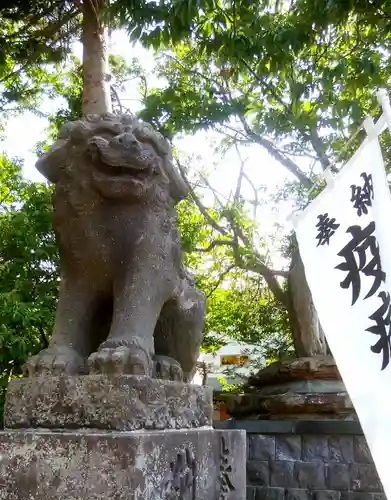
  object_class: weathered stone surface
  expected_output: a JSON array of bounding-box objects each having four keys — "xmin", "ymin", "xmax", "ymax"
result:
[
  {"xmin": 286, "ymin": 488, "xmax": 312, "ymax": 500},
  {"xmin": 25, "ymin": 113, "xmax": 206, "ymax": 382},
  {"xmin": 226, "ymin": 354, "xmax": 360, "ymax": 421},
  {"xmin": 243, "ymin": 426, "xmax": 383, "ymax": 498},
  {"xmin": 329, "ymin": 437, "xmax": 354, "ymax": 463},
  {"xmin": 340, "ymin": 493, "xmax": 376, "ymax": 500},
  {"xmin": 249, "ymin": 435, "xmax": 275, "ymax": 461},
  {"xmin": 237, "ymin": 357, "xmax": 355, "ymax": 420},
  {"xmin": 350, "ymin": 464, "xmax": 382, "ymax": 493},
  {"xmin": 252, "ymin": 380, "xmax": 347, "ymax": 396},
  {"xmin": 270, "ymin": 460, "xmax": 295, "ymax": 487},
  {"xmin": 255, "ymin": 487, "xmax": 285, "ymax": 500},
  {"xmin": 314, "ymin": 491, "xmax": 341, "ymax": 500},
  {"xmin": 353, "ymin": 437, "xmax": 372, "ymax": 464},
  {"xmin": 4, "ymin": 374, "xmax": 212, "ymax": 431},
  {"xmin": 247, "ymin": 461, "xmax": 269, "ymax": 486},
  {"xmin": 249, "ymin": 356, "xmax": 341, "ymax": 387},
  {"xmin": 327, "ymin": 463, "xmax": 350, "ymax": 491},
  {"xmin": 295, "ymin": 461, "xmax": 326, "ymax": 489},
  {"xmin": 0, "ymin": 428, "xmax": 246, "ymax": 499},
  {"xmin": 275, "ymin": 435, "xmax": 301, "ymax": 461},
  {"xmin": 247, "ymin": 486, "xmax": 256, "ymax": 500},
  {"xmin": 302, "ymin": 435, "xmax": 329, "ymax": 462},
  {"xmin": 226, "ymin": 392, "xmax": 354, "ymax": 419}
]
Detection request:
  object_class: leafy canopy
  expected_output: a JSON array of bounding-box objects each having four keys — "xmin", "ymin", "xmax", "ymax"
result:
[{"xmin": 0, "ymin": 156, "xmax": 58, "ymax": 418}]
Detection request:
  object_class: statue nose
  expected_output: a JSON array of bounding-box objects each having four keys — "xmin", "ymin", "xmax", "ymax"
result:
[{"xmin": 112, "ymin": 133, "xmax": 139, "ymax": 149}]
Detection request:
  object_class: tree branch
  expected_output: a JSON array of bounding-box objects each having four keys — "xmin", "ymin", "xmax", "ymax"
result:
[
  {"xmin": 221, "ymin": 80, "xmax": 314, "ymax": 189},
  {"xmin": 233, "ymin": 144, "xmax": 245, "ymax": 202},
  {"xmin": 206, "ymin": 264, "xmax": 236, "ymax": 298},
  {"xmin": 308, "ymin": 128, "xmax": 330, "ymax": 170},
  {"xmin": 110, "ymin": 84, "xmax": 123, "ymax": 113},
  {"xmin": 0, "ymin": 12, "xmax": 79, "ymax": 84},
  {"xmin": 175, "ymin": 144, "xmax": 289, "ymax": 307},
  {"xmin": 39, "ymin": 326, "xmax": 49, "ymax": 348},
  {"xmin": 271, "ymin": 269, "xmax": 290, "ymax": 278},
  {"xmin": 175, "ymin": 159, "xmax": 228, "ymax": 236},
  {"xmin": 243, "ymin": 172, "xmax": 260, "ymax": 219},
  {"xmin": 242, "ymin": 126, "xmax": 314, "ymax": 189},
  {"xmin": 162, "ymin": 53, "xmax": 224, "ymax": 94},
  {"xmin": 195, "ymin": 240, "xmax": 236, "ymax": 252},
  {"xmin": 239, "ymin": 257, "xmax": 289, "ymax": 307},
  {"xmin": 162, "ymin": 52, "xmax": 314, "ymax": 189},
  {"xmin": 199, "ymin": 173, "xmax": 227, "ymax": 208},
  {"xmin": 197, "ymin": 233, "xmax": 288, "ymax": 307},
  {"xmin": 237, "ymin": 56, "xmax": 333, "ymax": 173},
  {"xmin": 224, "ymin": 204, "xmax": 289, "ymax": 307},
  {"xmin": 196, "ymin": 239, "xmax": 290, "ymax": 282}
]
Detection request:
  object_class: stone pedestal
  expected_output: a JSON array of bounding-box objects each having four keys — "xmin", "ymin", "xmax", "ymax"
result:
[
  {"xmin": 0, "ymin": 376, "xmax": 246, "ymax": 499},
  {"xmin": 4, "ymin": 375, "xmax": 213, "ymax": 431},
  {"xmin": 0, "ymin": 428, "xmax": 245, "ymax": 500},
  {"xmin": 226, "ymin": 356, "xmax": 355, "ymax": 420}
]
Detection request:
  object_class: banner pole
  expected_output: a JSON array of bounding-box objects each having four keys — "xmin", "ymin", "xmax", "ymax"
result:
[
  {"xmin": 363, "ymin": 116, "xmax": 377, "ymax": 138},
  {"xmin": 377, "ymin": 89, "xmax": 391, "ymax": 136}
]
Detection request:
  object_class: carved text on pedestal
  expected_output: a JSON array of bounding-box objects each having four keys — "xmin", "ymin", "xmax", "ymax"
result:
[
  {"xmin": 162, "ymin": 448, "xmax": 196, "ymax": 499},
  {"xmin": 219, "ymin": 437, "xmax": 235, "ymax": 499}
]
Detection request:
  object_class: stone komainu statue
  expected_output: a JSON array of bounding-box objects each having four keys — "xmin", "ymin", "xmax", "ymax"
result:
[{"xmin": 24, "ymin": 113, "xmax": 206, "ymax": 382}]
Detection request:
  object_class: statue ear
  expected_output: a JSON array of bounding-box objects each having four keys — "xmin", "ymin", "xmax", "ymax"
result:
[{"xmin": 35, "ymin": 139, "xmax": 67, "ymax": 184}]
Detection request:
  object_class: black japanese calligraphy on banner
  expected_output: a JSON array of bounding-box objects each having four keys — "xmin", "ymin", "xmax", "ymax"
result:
[
  {"xmin": 315, "ymin": 213, "xmax": 340, "ymax": 246},
  {"xmin": 334, "ymin": 217, "xmax": 391, "ymax": 369},
  {"xmin": 312, "ymin": 164, "xmax": 391, "ymax": 370},
  {"xmin": 367, "ymin": 291, "xmax": 391, "ymax": 371},
  {"xmin": 335, "ymin": 221, "xmax": 385, "ymax": 306},
  {"xmin": 350, "ymin": 172, "xmax": 374, "ymax": 217}
]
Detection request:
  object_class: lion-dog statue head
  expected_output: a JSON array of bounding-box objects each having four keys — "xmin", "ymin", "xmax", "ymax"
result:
[{"xmin": 36, "ymin": 112, "xmax": 188, "ymax": 206}]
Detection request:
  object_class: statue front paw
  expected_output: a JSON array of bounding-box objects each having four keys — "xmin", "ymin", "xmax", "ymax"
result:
[
  {"xmin": 23, "ymin": 346, "xmax": 86, "ymax": 376},
  {"xmin": 88, "ymin": 342, "xmax": 152, "ymax": 376},
  {"xmin": 153, "ymin": 355, "xmax": 183, "ymax": 382}
]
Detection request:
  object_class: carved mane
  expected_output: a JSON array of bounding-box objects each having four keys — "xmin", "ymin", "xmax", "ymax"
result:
[{"xmin": 36, "ymin": 113, "xmax": 188, "ymax": 204}]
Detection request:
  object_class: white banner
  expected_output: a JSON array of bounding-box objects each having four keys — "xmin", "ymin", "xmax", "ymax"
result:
[{"xmin": 293, "ymin": 136, "xmax": 391, "ymax": 499}]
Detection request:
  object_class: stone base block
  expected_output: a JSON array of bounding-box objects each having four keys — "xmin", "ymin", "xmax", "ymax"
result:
[
  {"xmin": 0, "ymin": 428, "xmax": 245, "ymax": 499},
  {"xmin": 232, "ymin": 356, "xmax": 354, "ymax": 420},
  {"xmin": 4, "ymin": 375, "xmax": 212, "ymax": 431}
]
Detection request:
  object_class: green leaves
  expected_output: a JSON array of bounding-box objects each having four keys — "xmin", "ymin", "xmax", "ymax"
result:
[
  {"xmin": 131, "ymin": 1, "xmax": 391, "ymax": 176},
  {"xmin": 123, "ymin": 0, "xmax": 391, "ymax": 361},
  {"xmin": 2, "ymin": 0, "xmax": 390, "ymax": 387},
  {"xmin": 0, "ymin": 2, "xmax": 80, "ymax": 115},
  {"xmin": 0, "ymin": 157, "xmax": 59, "ymax": 419}
]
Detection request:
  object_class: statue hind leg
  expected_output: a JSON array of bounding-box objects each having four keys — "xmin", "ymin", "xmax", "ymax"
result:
[{"xmin": 154, "ymin": 283, "xmax": 206, "ymax": 382}]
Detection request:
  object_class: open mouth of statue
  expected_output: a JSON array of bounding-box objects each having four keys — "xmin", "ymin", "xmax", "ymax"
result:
[{"xmin": 96, "ymin": 161, "xmax": 151, "ymax": 179}]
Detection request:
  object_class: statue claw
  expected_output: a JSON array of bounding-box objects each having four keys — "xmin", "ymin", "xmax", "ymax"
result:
[
  {"xmin": 88, "ymin": 343, "xmax": 152, "ymax": 376},
  {"xmin": 23, "ymin": 346, "xmax": 85, "ymax": 376}
]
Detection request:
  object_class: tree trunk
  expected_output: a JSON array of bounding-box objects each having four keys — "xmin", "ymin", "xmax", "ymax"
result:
[
  {"xmin": 82, "ymin": 0, "xmax": 112, "ymax": 115},
  {"xmin": 287, "ymin": 248, "xmax": 328, "ymax": 357}
]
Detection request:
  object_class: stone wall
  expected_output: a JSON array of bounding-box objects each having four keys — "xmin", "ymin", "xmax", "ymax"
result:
[{"xmin": 215, "ymin": 420, "xmax": 384, "ymax": 500}]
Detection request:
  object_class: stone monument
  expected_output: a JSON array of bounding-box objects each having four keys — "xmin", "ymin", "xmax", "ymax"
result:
[
  {"xmin": 0, "ymin": 113, "xmax": 245, "ymax": 499},
  {"xmin": 224, "ymin": 356, "xmax": 355, "ymax": 420}
]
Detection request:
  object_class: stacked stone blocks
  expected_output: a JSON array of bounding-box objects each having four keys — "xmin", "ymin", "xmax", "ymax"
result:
[{"xmin": 246, "ymin": 433, "xmax": 383, "ymax": 500}]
